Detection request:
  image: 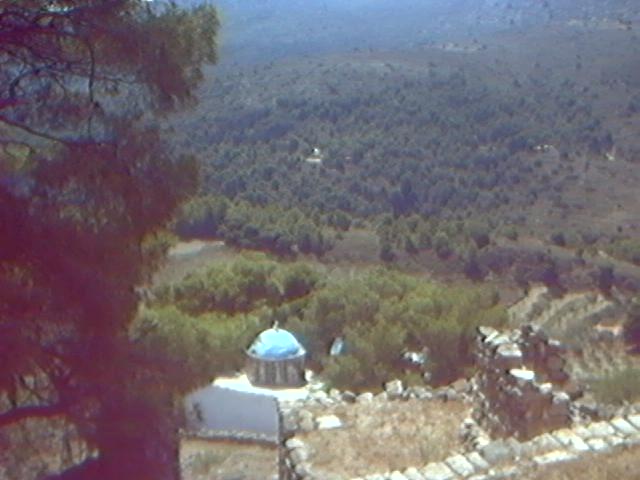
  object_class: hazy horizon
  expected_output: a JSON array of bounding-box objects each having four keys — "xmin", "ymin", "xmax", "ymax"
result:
[{"xmin": 175, "ymin": 0, "xmax": 640, "ymax": 65}]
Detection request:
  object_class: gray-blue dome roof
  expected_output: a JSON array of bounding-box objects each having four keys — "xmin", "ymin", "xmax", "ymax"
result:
[{"xmin": 248, "ymin": 328, "xmax": 306, "ymax": 360}]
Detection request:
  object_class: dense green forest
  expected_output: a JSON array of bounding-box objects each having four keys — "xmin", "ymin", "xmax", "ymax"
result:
[
  {"xmin": 0, "ymin": 1, "xmax": 221, "ymax": 478},
  {"xmin": 169, "ymin": 27, "xmax": 640, "ymax": 278},
  {"xmin": 185, "ymin": 58, "xmax": 611, "ymax": 219}
]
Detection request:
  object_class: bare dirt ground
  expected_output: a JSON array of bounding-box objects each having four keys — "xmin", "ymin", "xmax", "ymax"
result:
[
  {"xmin": 523, "ymin": 445, "xmax": 640, "ymax": 480},
  {"xmin": 297, "ymin": 398, "xmax": 470, "ymax": 478},
  {"xmin": 180, "ymin": 438, "xmax": 279, "ymax": 480}
]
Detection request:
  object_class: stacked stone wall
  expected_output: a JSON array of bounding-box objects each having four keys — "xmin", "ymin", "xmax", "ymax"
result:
[
  {"xmin": 282, "ymin": 379, "xmax": 474, "ymax": 480},
  {"xmin": 472, "ymin": 325, "xmax": 574, "ymax": 440}
]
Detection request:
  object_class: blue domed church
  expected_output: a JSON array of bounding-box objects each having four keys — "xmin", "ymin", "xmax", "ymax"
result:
[{"xmin": 246, "ymin": 323, "xmax": 306, "ymax": 388}]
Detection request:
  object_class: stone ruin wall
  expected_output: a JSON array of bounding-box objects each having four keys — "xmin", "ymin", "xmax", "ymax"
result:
[
  {"xmin": 280, "ymin": 380, "xmax": 475, "ymax": 480},
  {"xmin": 472, "ymin": 324, "xmax": 575, "ymax": 441},
  {"xmin": 248, "ymin": 323, "xmax": 640, "ymax": 480},
  {"xmin": 281, "ymin": 375, "xmax": 640, "ymax": 480}
]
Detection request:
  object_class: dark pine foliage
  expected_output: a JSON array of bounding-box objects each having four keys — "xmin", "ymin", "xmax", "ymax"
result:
[{"xmin": 0, "ymin": 1, "xmax": 218, "ymax": 478}]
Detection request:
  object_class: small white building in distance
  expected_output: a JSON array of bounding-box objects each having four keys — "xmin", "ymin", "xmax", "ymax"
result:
[{"xmin": 305, "ymin": 147, "xmax": 324, "ymax": 165}]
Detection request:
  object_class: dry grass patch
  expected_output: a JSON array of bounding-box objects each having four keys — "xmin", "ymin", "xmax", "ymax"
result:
[
  {"xmin": 524, "ymin": 446, "xmax": 640, "ymax": 480},
  {"xmin": 299, "ymin": 399, "xmax": 470, "ymax": 478},
  {"xmin": 180, "ymin": 438, "xmax": 278, "ymax": 480}
]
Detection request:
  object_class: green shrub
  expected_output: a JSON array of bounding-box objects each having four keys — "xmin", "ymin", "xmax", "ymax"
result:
[
  {"xmin": 173, "ymin": 195, "xmax": 334, "ymax": 257},
  {"xmin": 589, "ymin": 368, "xmax": 640, "ymax": 405},
  {"xmin": 323, "ymin": 319, "xmax": 407, "ymax": 391},
  {"xmin": 291, "ymin": 269, "xmax": 507, "ymax": 387},
  {"xmin": 550, "ymin": 231, "xmax": 567, "ymax": 247},
  {"xmin": 131, "ymin": 306, "xmax": 264, "ymax": 383},
  {"xmin": 153, "ymin": 254, "xmax": 319, "ymax": 315}
]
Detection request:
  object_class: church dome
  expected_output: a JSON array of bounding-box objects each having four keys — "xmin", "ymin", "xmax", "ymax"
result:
[{"xmin": 247, "ymin": 327, "xmax": 306, "ymax": 360}]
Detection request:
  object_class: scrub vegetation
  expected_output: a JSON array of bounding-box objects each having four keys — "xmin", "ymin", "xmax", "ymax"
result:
[{"xmin": 139, "ymin": 254, "xmax": 507, "ymax": 390}]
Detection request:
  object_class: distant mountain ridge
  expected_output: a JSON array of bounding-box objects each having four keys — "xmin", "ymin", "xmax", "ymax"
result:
[{"xmin": 171, "ymin": 0, "xmax": 639, "ymax": 65}]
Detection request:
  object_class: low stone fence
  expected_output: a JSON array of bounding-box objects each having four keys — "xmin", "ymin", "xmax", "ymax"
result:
[
  {"xmin": 283, "ymin": 408, "xmax": 640, "ymax": 480},
  {"xmin": 181, "ymin": 427, "xmax": 280, "ymax": 445},
  {"xmin": 281, "ymin": 380, "xmax": 472, "ymax": 436},
  {"xmin": 472, "ymin": 324, "xmax": 575, "ymax": 440}
]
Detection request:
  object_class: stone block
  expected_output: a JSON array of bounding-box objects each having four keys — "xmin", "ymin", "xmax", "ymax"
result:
[
  {"xmin": 413, "ymin": 387, "xmax": 434, "ymax": 400},
  {"xmin": 478, "ymin": 326, "xmax": 499, "ymax": 339},
  {"xmin": 586, "ymin": 421, "xmax": 616, "ymax": 438},
  {"xmin": 294, "ymin": 462, "xmax": 312, "ymax": 477},
  {"xmin": 421, "ymin": 462, "xmax": 456, "ymax": 480},
  {"xmin": 285, "ymin": 437, "xmax": 305, "ymax": 450},
  {"xmin": 486, "ymin": 333, "xmax": 510, "ymax": 347},
  {"xmin": 403, "ymin": 467, "xmax": 425, "ymax": 480},
  {"xmin": 299, "ymin": 409, "xmax": 314, "ymax": 420},
  {"xmin": 385, "ymin": 379, "xmax": 404, "ymax": 399},
  {"xmin": 342, "ymin": 390, "xmax": 357, "ymax": 402},
  {"xmin": 586, "ymin": 437, "xmax": 611, "ymax": 452},
  {"xmin": 488, "ymin": 465, "xmax": 520, "ymax": 478},
  {"xmin": 508, "ymin": 368, "xmax": 536, "ymax": 382},
  {"xmin": 312, "ymin": 390, "xmax": 328, "ymax": 400},
  {"xmin": 445, "ymin": 454, "xmax": 476, "ymax": 477},
  {"xmin": 319, "ymin": 397, "xmax": 335, "ymax": 407},
  {"xmin": 316, "ymin": 415, "xmax": 343, "ymax": 430},
  {"xmin": 532, "ymin": 449, "xmax": 578, "ymax": 466},
  {"xmin": 290, "ymin": 447, "xmax": 309, "ymax": 464},
  {"xmin": 465, "ymin": 452, "xmax": 490, "ymax": 471},
  {"xmin": 605, "ymin": 434, "xmax": 626, "ymax": 447},
  {"xmin": 357, "ymin": 392, "xmax": 374, "ymax": 404},
  {"xmin": 610, "ymin": 417, "xmax": 637, "ymax": 436},
  {"xmin": 552, "ymin": 429, "xmax": 590, "ymax": 453},
  {"xmin": 390, "ymin": 471, "xmax": 408, "ymax": 480},
  {"xmin": 299, "ymin": 417, "xmax": 315, "ymax": 432},
  {"xmin": 626, "ymin": 414, "xmax": 640, "ymax": 430},
  {"xmin": 496, "ymin": 343, "xmax": 523, "ymax": 360},
  {"xmin": 283, "ymin": 415, "xmax": 298, "ymax": 432},
  {"xmin": 452, "ymin": 378, "xmax": 470, "ymax": 393},
  {"xmin": 572, "ymin": 425, "xmax": 592, "ymax": 439},
  {"xmin": 480, "ymin": 440, "xmax": 516, "ymax": 463},
  {"xmin": 375, "ymin": 391, "xmax": 390, "ymax": 402},
  {"xmin": 405, "ymin": 476, "xmax": 419, "ymax": 480},
  {"xmin": 528, "ymin": 433, "xmax": 562, "ymax": 453}
]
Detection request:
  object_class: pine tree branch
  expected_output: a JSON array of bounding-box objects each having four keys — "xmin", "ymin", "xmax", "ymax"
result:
[{"xmin": 0, "ymin": 402, "xmax": 66, "ymax": 428}]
